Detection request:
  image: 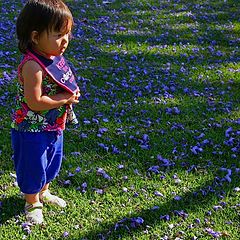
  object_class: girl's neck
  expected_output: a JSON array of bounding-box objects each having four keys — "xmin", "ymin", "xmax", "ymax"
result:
[{"xmin": 31, "ymin": 47, "xmax": 54, "ymax": 60}]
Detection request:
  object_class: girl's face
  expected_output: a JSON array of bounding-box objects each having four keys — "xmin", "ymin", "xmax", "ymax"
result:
[{"xmin": 32, "ymin": 20, "xmax": 72, "ymax": 59}]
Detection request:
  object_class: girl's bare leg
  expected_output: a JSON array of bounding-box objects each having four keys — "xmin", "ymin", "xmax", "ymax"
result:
[
  {"xmin": 41, "ymin": 183, "xmax": 50, "ymax": 192},
  {"xmin": 25, "ymin": 193, "xmax": 40, "ymax": 204}
]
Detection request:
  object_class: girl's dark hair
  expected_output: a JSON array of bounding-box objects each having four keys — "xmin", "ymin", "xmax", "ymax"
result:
[{"xmin": 16, "ymin": 0, "xmax": 73, "ymax": 53}]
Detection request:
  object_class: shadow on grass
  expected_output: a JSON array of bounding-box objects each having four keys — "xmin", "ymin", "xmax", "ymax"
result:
[
  {"xmin": 59, "ymin": 177, "xmax": 238, "ymax": 239},
  {"xmin": 71, "ymin": 0, "xmax": 239, "ymax": 49},
  {"xmin": 0, "ymin": 129, "xmax": 14, "ymax": 172},
  {"xmin": 0, "ymin": 195, "xmax": 24, "ymax": 225}
]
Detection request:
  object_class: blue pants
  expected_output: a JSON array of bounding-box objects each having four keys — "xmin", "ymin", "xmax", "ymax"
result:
[{"xmin": 11, "ymin": 129, "xmax": 63, "ymax": 194}]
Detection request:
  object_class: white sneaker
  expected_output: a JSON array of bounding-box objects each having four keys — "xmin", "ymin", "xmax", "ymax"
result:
[
  {"xmin": 40, "ymin": 190, "xmax": 66, "ymax": 208},
  {"xmin": 25, "ymin": 202, "xmax": 44, "ymax": 224}
]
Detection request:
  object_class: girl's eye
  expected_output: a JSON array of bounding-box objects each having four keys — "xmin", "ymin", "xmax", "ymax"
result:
[{"xmin": 56, "ymin": 32, "xmax": 71, "ymax": 38}]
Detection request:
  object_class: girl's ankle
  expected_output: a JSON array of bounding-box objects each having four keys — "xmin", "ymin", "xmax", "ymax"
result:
[{"xmin": 25, "ymin": 193, "xmax": 40, "ymax": 205}]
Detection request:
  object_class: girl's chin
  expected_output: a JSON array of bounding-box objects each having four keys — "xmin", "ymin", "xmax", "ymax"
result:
[{"xmin": 60, "ymin": 48, "xmax": 66, "ymax": 54}]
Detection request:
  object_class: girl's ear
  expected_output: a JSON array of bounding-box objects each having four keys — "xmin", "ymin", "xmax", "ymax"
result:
[{"xmin": 31, "ymin": 31, "xmax": 39, "ymax": 45}]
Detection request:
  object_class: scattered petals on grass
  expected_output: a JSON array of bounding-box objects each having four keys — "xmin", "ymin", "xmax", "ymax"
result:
[
  {"xmin": 1, "ymin": 0, "xmax": 240, "ymax": 239},
  {"xmin": 21, "ymin": 222, "xmax": 32, "ymax": 235},
  {"xmin": 62, "ymin": 231, "xmax": 69, "ymax": 238}
]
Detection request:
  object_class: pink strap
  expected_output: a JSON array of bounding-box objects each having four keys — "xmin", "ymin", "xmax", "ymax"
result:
[{"xmin": 17, "ymin": 55, "xmax": 47, "ymax": 83}]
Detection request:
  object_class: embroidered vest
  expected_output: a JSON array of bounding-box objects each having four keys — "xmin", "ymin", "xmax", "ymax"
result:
[{"xmin": 11, "ymin": 50, "xmax": 79, "ymax": 132}]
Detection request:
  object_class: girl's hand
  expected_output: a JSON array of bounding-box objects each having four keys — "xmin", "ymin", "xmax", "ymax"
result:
[
  {"xmin": 65, "ymin": 90, "xmax": 80, "ymax": 104},
  {"xmin": 75, "ymin": 89, "xmax": 81, "ymax": 100}
]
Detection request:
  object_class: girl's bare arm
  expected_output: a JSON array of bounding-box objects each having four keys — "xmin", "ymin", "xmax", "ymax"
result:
[{"xmin": 22, "ymin": 60, "xmax": 79, "ymax": 111}]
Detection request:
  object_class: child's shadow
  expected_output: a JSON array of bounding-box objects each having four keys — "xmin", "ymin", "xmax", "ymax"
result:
[{"xmin": 0, "ymin": 195, "xmax": 25, "ymax": 224}]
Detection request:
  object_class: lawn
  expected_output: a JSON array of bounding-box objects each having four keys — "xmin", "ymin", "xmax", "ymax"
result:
[{"xmin": 0, "ymin": 0, "xmax": 239, "ymax": 239}]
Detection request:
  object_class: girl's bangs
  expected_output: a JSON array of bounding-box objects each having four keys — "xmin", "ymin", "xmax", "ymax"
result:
[{"xmin": 50, "ymin": 9, "xmax": 73, "ymax": 32}]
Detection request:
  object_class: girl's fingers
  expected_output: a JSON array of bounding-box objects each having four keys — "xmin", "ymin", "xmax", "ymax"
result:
[{"xmin": 74, "ymin": 91, "xmax": 80, "ymax": 99}]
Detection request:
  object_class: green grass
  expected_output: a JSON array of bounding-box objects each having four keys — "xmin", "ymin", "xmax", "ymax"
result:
[{"xmin": 0, "ymin": 0, "xmax": 240, "ymax": 239}]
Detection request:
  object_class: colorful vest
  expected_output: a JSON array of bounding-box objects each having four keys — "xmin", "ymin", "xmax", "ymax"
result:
[{"xmin": 11, "ymin": 50, "xmax": 79, "ymax": 132}]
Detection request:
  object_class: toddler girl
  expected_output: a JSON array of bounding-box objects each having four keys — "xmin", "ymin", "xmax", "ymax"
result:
[{"xmin": 11, "ymin": 0, "xmax": 80, "ymax": 224}]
